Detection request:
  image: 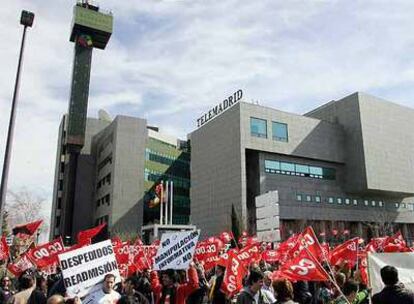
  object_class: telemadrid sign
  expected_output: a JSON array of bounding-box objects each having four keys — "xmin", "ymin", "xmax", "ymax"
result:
[{"xmin": 197, "ymin": 89, "xmax": 243, "ymax": 128}]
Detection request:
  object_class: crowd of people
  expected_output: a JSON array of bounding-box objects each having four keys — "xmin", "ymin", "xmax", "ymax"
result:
[{"xmin": 0, "ymin": 260, "xmax": 413, "ymax": 304}]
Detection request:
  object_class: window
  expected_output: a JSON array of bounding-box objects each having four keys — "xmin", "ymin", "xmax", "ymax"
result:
[
  {"xmin": 337, "ymin": 198, "xmax": 342, "ymax": 204},
  {"xmin": 281, "ymin": 162, "xmax": 295, "ymax": 172},
  {"xmin": 328, "ymin": 197, "xmax": 334, "ymax": 204},
  {"xmin": 353, "ymin": 199, "xmax": 358, "ymax": 206},
  {"xmin": 345, "ymin": 198, "xmax": 350, "ymax": 205},
  {"xmin": 364, "ymin": 200, "xmax": 369, "ymax": 206},
  {"xmin": 296, "ymin": 194, "xmax": 303, "ymax": 201},
  {"xmin": 371, "ymin": 201, "xmax": 376, "ymax": 207},
  {"xmin": 272, "ymin": 122, "xmax": 288, "ymax": 142},
  {"xmin": 379, "ymin": 201, "xmax": 384, "ymax": 207},
  {"xmin": 295, "ymin": 164, "xmax": 309, "ymax": 175},
  {"xmin": 315, "ymin": 195, "xmax": 321, "ymax": 203},
  {"xmin": 250, "ymin": 118, "xmax": 267, "ymax": 138},
  {"xmin": 401, "ymin": 203, "xmax": 406, "ymax": 208},
  {"xmin": 305, "ymin": 195, "xmax": 312, "ymax": 202},
  {"xmin": 264, "ymin": 160, "xmax": 336, "ymax": 180},
  {"xmin": 395, "ymin": 203, "xmax": 400, "ymax": 208}
]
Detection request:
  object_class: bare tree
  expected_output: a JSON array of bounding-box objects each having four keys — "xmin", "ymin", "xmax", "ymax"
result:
[{"xmin": 4, "ymin": 188, "xmax": 49, "ymax": 240}]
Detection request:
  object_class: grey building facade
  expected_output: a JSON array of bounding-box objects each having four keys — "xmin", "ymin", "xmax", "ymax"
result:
[
  {"xmin": 50, "ymin": 114, "xmax": 190, "ymax": 241},
  {"xmin": 189, "ymin": 92, "xmax": 414, "ymax": 241}
]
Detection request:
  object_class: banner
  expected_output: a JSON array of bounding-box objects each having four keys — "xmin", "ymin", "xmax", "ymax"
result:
[
  {"xmin": 220, "ymin": 250, "xmax": 246, "ymax": 297},
  {"xmin": 154, "ymin": 230, "xmax": 200, "ymax": 270},
  {"xmin": 368, "ymin": 252, "xmax": 414, "ymax": 295},
  {"xmin": 28, "ymin": 237, "xmax": 65, "ymax": 269},
  {"xmin": 8, "ymin": 253, "xmax": 34, "ymax": 277},
  {"xmin": 58, "ymin": 240, "xmax": 121, "ymax": 298}
]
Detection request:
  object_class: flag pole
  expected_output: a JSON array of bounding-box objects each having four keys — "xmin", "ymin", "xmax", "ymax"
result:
[
  {"xmin": 302, "ymin": 242, "xmax": 351, "ymax": 304},
  {"xmin": 160, "ymin": 181, "xmax": 163, "ymax": 225},
  {"xmin": 164, "ymin": 180, "xmax": 169, "ymax": 225},
  {"xmin": 170, "ymin": 181, "xmax": 173, "ymax": 225}
]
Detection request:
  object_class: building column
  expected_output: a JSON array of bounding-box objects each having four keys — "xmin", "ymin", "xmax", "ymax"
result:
[{"xmin": 357, "ymin": 222, "xmax": 363, "ymax": 238}]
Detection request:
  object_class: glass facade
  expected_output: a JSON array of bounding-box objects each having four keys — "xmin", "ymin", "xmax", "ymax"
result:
[
  {"xmin": 250, "ymin": 118, "xmax": 267, "ymax": 138},
  {"xmin": 143, "ymin": 137, "xmax": 190, "ymax": 225},
  {"xmin": 264, "ymin": 159, "xmax": 336, "ymax": 180},
  {"xmin": 272, "ymin": 122, "xmax": 288, "ymax": 142}
]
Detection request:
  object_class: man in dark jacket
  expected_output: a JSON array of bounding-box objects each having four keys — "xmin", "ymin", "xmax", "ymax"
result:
[
  {"xmin": 236, "ymin": 271, "xmax": 264, "ymax": 304},
  {"xmin": 372, "ymin": 265, "xmax": 414, "ymax": 304}
]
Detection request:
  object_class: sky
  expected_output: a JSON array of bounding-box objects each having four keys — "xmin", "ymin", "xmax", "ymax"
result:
[{"xmin": 1, "ymin": 0, "xmax": 414, "ymax": 228}]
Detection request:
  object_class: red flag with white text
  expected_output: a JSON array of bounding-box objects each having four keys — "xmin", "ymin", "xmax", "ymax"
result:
[{"xmin": 220, "ymin": 250, "xmax": 247, "ymax": 297}]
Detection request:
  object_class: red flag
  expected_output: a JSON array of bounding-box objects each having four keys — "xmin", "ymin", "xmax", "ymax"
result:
[
  {"xmin": 276, "ymin": 249, "xmax": 329, "ymax": 282},
  {"xmin": 238, "ymin": 244, "xmax": 261, "ymax": 266},
  {"xmin": 149, "ymin": 183, "xmax": 163, "ymax": 208},
  {"xmin": 0, "ymin": 236, "xmax": 9, "ymax": 261},
  {"xmin": 262, "ymin": 249, "xmax": 280, "ymax": 263},
  {"xmin": 77, "ymin": 223, "xmax": 106, "ymax": 245},
  {"xmin": 27, "ymin": 237, "xmax": 65, "ymax": 269},
  {"xmin": 329, "ymin": 238, "xmax": 359, "ymax": 267},
  {"xmin": 220, "ymin": 250, "xmax": 247, "ymax": 297},
  {"xmin": 8, "ymin": 253, "xmax": 34, "ymax": 277},
  {"xmin": 288, "ymin": 227, "xmax": 324, "ymax": 262},
  {"xmin": 12, "ymin": 220, "xmax": 43, "ymax": 236}
]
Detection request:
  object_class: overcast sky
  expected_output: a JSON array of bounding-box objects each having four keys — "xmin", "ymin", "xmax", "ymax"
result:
[{"xmin": 1, "ymin": 0, "xmax": 414, "ymax": 224}]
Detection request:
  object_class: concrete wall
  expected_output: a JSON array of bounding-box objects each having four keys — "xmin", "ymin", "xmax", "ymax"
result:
[{"xmin": 189, "ymin": 104, "xmax": 243, "ymax": 238}]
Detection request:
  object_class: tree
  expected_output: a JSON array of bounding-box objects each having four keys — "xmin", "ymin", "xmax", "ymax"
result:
[
  {"xmin": 5, "ymin": 188, "xmax": 49, "ymax": 241},
  {"xmin": 1, "ymin": 210, "xmax": 10, "ymax": 236}
]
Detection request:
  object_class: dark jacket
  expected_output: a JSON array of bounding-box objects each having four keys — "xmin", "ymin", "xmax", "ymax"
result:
[
  {"xmin": 372, "ymin": 284, "xmax": 414, "ymax": 304},
  {"xmin": 236, "ymin": 287, "xmax": 265, "ymax": 304}
]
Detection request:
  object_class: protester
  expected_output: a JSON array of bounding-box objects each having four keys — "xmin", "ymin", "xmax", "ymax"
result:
[
  {"xmin": 260, "ymin": 272, "xmax": 275, "ymax": 304},
  {"xmin": 118, "ymin": 277, "xmax": 149, "ymax": 304},
  {"xmin": 236, "ymin": 270, "xmax": 264, "ymax": 304},
  {"xmin": 272, "ymin": 278, "xmax": 298, "ymax": 304},
  {"xmin": 28, "ymin": 274, "xmax": 47, "ymax": 304},
  {"xmin": 8, "ymin": 273, "xmax": 36, "ymax": 304},
  {"xmin": 187, "ymin": 263, "xmax": 208, "ymax": 304},
  {"xmin": 45, "ymin": 295, "xmax": 64, "ymax": 304},
  {"xmin": 0, "ymin": 276, "xmax": 15, "ymax": 304},
  {"xmin": 372, "ymin": 265, "xmax": 414, "ymax": 304},
  {"xmin": 84, "ymin": 273, "xmax": 121, "ymax": 304},
  {"xmin": 151, "ymin": 263, "xmax": 199, "ymax": 304},
  {"xmin": 208, "ymin": 265, "xmax": 226, "ymax": 304}
]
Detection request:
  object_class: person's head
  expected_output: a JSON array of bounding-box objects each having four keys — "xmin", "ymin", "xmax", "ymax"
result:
[
  {"xmin": 161, "ymin": 269, "xmax": 177, "ymax": 287},
  {"xmin": 124, "ymin": 277, "xmax": 138, "ymax": 295},
  {"xmin": 343, "ymin": 280, "xmax": 359, "ymax": 302},
  {"xmin": 103, "ymin": 273, "xmax": 116, "ymax": 293},
  {"xmin": 1, "ymin": 276, "xmax": 11, "ymax": 288},
  {"xmin": 19, "ymin": 274, "xmax": 34, "ymax": 290},
  {"xmin": 215, "ymin": 265, "xmax": 225, "ymax": 277},
  {"xmin": 263, "ymin": 271, "xmax": 272, "ymax": 287},
  {"xmin": 380, "ymin": 265, "xmax": 399, "ymax": 286},
  {"xmin": 273, "ymin": 279, "xmax": 294, "ymax": 301},
  {"xmin": 47, "ymin": 295, "xmax": 65, "ymax": 304},
  {"xmin": 335, "ymin": 272, "xmax": 346, "ymax": 288},
  {"xmin": 247, "ymin": 270, "xmax": 264, "ymax": 294}
]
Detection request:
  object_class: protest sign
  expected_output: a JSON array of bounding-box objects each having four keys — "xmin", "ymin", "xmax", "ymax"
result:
[
  {"xmin": 28, "ymin": 237, "xmax": 65, "ymax": 269},
  {"xmin": 368, "ymin": 252, "xmax": 414, "ymax": 295},
  {"xmin": 154, "ymin": 230, "xmax": 199, "ymax": 270},
  {"xmin": 58, "ymin": 240, "xmax": 120, "ymax": 298}
]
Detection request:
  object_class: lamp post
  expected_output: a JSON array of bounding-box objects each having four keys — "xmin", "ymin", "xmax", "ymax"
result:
[{"xmin": 0, "ymin": 10, "xmax": 35, "ymax": 235}]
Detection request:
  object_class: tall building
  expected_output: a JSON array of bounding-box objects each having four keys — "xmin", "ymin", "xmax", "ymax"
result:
[
  {"xmin": 189, "ymin": 92, "xmax": 414, "ymax": 241},
  {"xmin": 50, "ymin": 113, "xmax": 190, "ymax": 241}
]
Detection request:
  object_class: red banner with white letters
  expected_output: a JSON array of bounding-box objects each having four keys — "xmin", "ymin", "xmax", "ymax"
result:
[
  {"xmin": 220, "ymin": 250, "xmax": 247, "ymax": 297},
  {"xmin": 27, "ymin": 237, "xmax": 65, "ymax": 269}
]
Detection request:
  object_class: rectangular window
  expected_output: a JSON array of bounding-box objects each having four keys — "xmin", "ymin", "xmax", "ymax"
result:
[
  {"xmin": 322, "ymin": 168, "xmax": 336, "ymax": 180},
  {"xmin": 315, "ymin": 195, "xmax": 321, "ymax": 203},
  {"xmin": 395, "ymin": 203, "xmax": 400, "ymax": 208},
  {"xmin": 272, "ymin": 122, "xmax": 288, "ymax": 142},
  {"xmin": 371, "ymin": 201, "xmax": 376, "ymax": 207},
  {"xmin": 250, "ymin": 118, "xmax": 267, "ymax": 138},
  {"xmin": 264, "ymin": 160, "xmax": 280, "ymax": 171},
  {"xmin": 296, "ymin": 194, "xmax": 303, "ymax": 201},
  {"xmin": 345, "ymin": 198, "xmax": 350, "ymax": 205},
  {"xmin": 305, "ymin": 195, "xmax": 312, "ymax": 202},
  {"xmin": 337, "ymin": 198, "xmax": 342, "ymax": 204},
  {"xmin": 401, "ymin": 203, "xmax": 406, "ymax": 208},
  {"xmin": 328, "ymin": 197, "xmax": 334, "ymax": 204},
  {"xmin": 281, "ymin": 162, "xmax": 295, "ymax": 172},
  {"xmin": 353, "ymin": 199, "xmax": 358, "ymax": 206},
  {"xmin": 295, "ymin": 164, "xmax": 309, "ymax": 175},
  {"xmin": 309, "ymin": 166, "xmax": 323, "ymax": 176},
  {"xmin": 379, "ymin": 201, "xmax": 384, "ymax": 207},
  {"xmin": 364, "ymin": 200, "xmax": 369, "ymax": 206}
]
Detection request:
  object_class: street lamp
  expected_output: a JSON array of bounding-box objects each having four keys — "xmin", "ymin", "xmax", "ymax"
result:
[{"xmin": 0, "ymin": 10, "xmax": 35, "ymax": 235}]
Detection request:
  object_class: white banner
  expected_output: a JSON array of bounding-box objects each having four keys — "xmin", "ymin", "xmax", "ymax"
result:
[
  {"xmin": 58, "ymin": 240, "xmax": 121, "ymax": 298},
  {"xmin": 154, "ymin": 230, "xmax": 199, "ymax": 270},
  {"xmin": 368, "ymin": 252, "xmax": 414, "ymax": 295}
]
